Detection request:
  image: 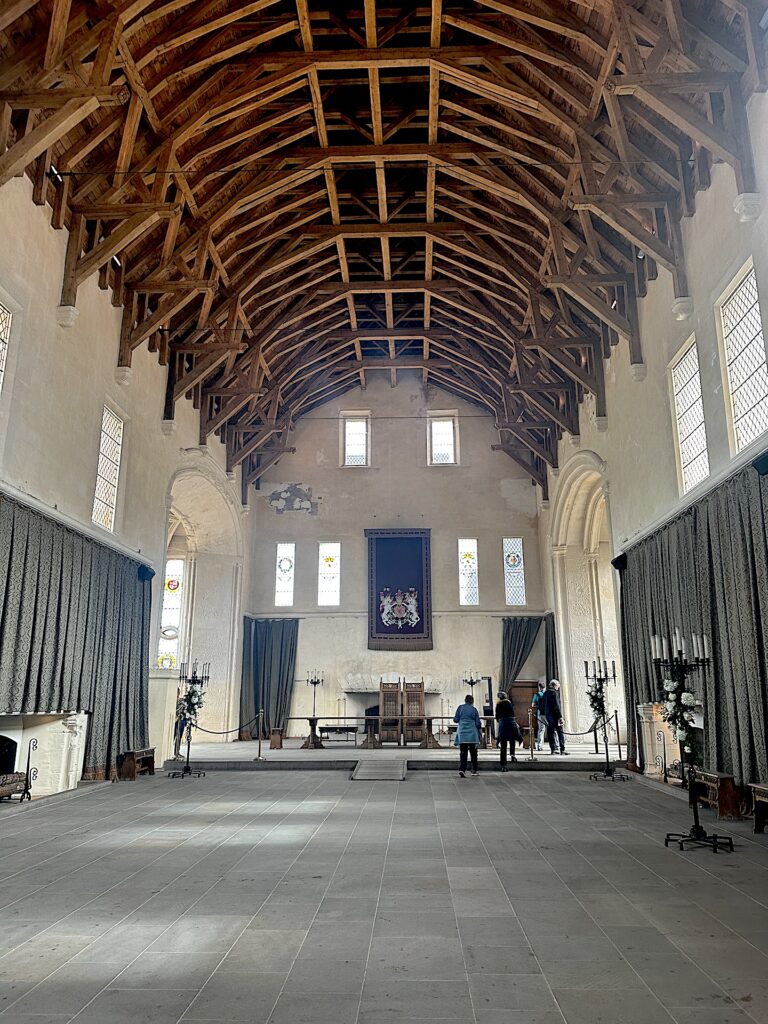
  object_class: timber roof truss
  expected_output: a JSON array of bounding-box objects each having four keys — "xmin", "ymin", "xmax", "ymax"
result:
[{"xmin": 0, "ymin": 0, "xmax": 765, "ymax": 498}]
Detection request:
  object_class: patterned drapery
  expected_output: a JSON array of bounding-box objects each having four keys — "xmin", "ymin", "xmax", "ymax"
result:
[
  {"xmin": 0, "ymin": 495, "xmax": 151, "ymax": 779},
  {"xmin": 619, "ymin": 463, "xmax": 768, "ymax": 784},
  {"xmin": 500, "ymin": 613, "xmax": 559, "ymax": 690}
]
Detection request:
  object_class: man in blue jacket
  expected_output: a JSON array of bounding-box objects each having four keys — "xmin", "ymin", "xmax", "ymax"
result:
[
  {"xmin": 540, "ymin": 679, "xmax": 568, "ymax": 755},
  {"xmin": 454, "ymin": 694, "xmax": 482, "ymax": 777}
]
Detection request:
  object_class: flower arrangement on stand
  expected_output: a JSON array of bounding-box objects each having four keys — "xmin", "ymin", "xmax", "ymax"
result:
[
  {"xmin": 661, "ymin": 676, "xmax": 701, "ymax": 766},
  {"xmin": 586, "ymin": 677, "xmax": 607, "ymax": 725}
]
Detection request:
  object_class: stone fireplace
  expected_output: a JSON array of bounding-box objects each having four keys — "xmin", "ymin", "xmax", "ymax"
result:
[{"xmin": 0, "ymin": 713, "xmax": 89, "ymax": 798}]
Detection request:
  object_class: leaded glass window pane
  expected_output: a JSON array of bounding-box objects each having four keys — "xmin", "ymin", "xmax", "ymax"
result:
[
  {"xmin": 671, "ymin": 341, "xmax": 710, "ymax": 494},
  {"xmin": 274, "ymin": 542, "xmax": 295, "ymax": 606},
  {"xmin": 0, "ymin": 302, "xmax": 11, "ymax": 396},
  {"xmin": 157, "ymin": 558, "xmax": 185, "ymax": 669},
  {"xmin": 344, "ymin": 417, "xmax": 368, "ymax": 466},
  {"xmin": 430, "ymin": 417, "xmax": 456, "ymax": 464},
  {"xmin": 503, "ymin": 537, "xmax": 526, "ymax": 606},
  {"xmin": 91, "ymin": 406, "xmax": 123, "ymax": 532},
  {"xmin": 458, "ymin": 538, "xmax": 479, "ymax": 605},
  {"xmin": 318, "ymin": 542, "xmax": 341, "ymax": 606},
  {"xmin": 720, "ymin": 269, "xmax": 768, "ymax": 451}
]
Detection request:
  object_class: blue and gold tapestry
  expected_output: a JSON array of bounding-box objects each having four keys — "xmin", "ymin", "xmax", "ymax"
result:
[{"xmin": 365, "ymin": 528, "xmax": 432, "ymax": 650}]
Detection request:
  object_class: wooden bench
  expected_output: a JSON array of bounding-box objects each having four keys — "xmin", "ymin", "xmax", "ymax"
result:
[
  {"xmin": 0, "ymin": 772, "xmax": 27, "ymax": 801},
  {"xmin": 116, "ymin": 747, "xmax": 155, "ymax": 781},
  {"xmin": 318, "ymin": 725, "xmax": 358, "ymax": 745},
  {"xmin": 691, "ymin": 768, "xmax": 743, "ymax": 819},
  {"xmin": 749, "ymin": 782, "xmax": 768, "ymax": 833}
]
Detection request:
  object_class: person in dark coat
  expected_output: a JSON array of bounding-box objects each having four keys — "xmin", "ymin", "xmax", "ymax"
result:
[
  {"xmin": 540, "ymin": 679, "xmax": 568, "ymax": 755},
  {"xmin": 495, "ymin": 690, "xmax": 522, "ymax": 771}
]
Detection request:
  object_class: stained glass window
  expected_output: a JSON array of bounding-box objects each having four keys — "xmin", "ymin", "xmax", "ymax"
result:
[
  {"xmin": 274, "ymin": 542, "xmax": 295, "ymax": 606},
  {"xmin": 317, "ymin": 542, "xmax": 341, "ymax": 606},
  {"xmin": 0, "ymin": 302, "xmax": 11, "ymax": 396},
  {"xmin": 343, "ymin": 416, "xmax": 369, "ymax": 466},
  {"xmin": 503, "ymin": 538, "xmax": 526, "ymax": 606},
  {"xmin": 720, "ymin": 267, "xmax": 768, "ymax": 451},
  {"xmin": 429, "ymin": 415, "xmax": 457, "ymax": 464},
  {"xmin": 91, "ymin": 405, "xmax": 123, "ymax": 532},
  {"xmin": 671, "ymin": 340, "xmax": 710, "ymax": 494},
  {"xmin": 458, "ymin": 538, "xmax": 479, "ymax": 605},
  {"xmin": 157, "ymin": 558, "xmax": 184, "ymax": 669}
]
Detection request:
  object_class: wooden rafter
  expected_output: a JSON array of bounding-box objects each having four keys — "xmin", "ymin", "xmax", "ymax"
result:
[{"xmin": 0, "ymin": 0, "xmax": 763, "ymax": 494}]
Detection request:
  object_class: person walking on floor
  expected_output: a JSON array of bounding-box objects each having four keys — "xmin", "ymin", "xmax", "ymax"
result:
[
  {"xmin": 531, "ymin": 680, "xmax": 547, "ymax": 751},
  {"xmin": 495, "ymin": 690, "xmax": 523, "ymax": 771},
  {"xmin": 540, "ymin": 679, "xmax": 568, "ymax": 755},
  {"xmin": 454, "ymin": 694, "xmax": 482, "ymax": 777}
]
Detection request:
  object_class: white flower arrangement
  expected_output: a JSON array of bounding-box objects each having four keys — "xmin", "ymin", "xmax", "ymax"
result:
[{"xmin": 681, "ymin": 692, "xmax": 696, "ymax": 707}]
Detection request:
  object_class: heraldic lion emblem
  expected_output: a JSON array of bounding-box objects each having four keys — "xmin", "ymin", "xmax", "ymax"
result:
[{"xmin": 379, "ymin": 587, "xmax": 420, "ymax": 629}]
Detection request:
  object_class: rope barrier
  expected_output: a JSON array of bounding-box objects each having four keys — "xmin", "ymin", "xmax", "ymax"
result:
[{"xmin": 191, "ymin": 715, "xmax": 262, "ymax": 736}]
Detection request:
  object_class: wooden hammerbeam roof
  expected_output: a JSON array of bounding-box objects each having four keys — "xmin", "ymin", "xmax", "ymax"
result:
[{"xmin": 0, "ymin": 0, "xmax": 765, "ymax": 499}]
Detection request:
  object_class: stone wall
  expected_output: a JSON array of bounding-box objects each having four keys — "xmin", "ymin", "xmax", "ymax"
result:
[{"xmin": 246, "ymin": 375, "xmax": 548, "ymax": 734}]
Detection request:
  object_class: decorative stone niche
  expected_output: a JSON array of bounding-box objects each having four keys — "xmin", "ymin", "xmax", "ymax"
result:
[{"xmin": 636, "ymin": 703, "xmax": 677, "ymax": 778}]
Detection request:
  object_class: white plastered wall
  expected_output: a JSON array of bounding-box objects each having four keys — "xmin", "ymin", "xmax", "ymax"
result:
[
  {"xmin": 0, "ymin": 175, "xmax": 246, "ymax": 768},
  {"xmin": 543, "ymin": 92, "xmax": 768, "ymax": 724},
  {"xmin": 245, "ymin": 375, "xmax": 548, "ymax": 736}
]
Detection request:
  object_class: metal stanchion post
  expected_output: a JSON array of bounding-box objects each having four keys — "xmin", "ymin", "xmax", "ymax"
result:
[
  {"xmin": 527, "ymin": 708, "xmax": 537, "ymax": 762},
  {"xmin": 614, "ymin": 710, "xmax": 623, "ymax": 762},
  {"xmin": 254, "ymin": 708, "xmax": 267, "ymax": 762}
]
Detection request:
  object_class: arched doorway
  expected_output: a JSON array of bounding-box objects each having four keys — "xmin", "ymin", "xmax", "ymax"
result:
[
  {"xmin": 550, "ymin": 452, "xmax": 625, "ymax": 736},
  {"xmin": 150, "ymin": 454, "xmax": 244, "ymax": 758}
]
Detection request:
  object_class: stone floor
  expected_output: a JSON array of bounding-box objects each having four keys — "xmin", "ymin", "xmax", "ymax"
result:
[{"xmin": 1, "ymin": 771, "xmax": 767, "ymax": 1024}]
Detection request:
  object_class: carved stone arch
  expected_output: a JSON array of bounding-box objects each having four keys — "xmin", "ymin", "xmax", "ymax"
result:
[
  {"xmin": 165, "ymin": 448, "xmax": 244, "ymax": 560},
  {"xmin": 550, "ymin": 449, "xmax": 608, "ymax": 550}
]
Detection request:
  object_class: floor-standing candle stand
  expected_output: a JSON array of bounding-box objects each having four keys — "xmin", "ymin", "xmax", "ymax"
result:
[
  {"xmin": 301, "ymin": 670, "xmax": 325, "ymax": 749},
  {"xmin": 168, "ymin": 661, "xmax": 208, "ymax": 779},
  {"xmin": 585, "ymin": 659, "xmax": 629, "ymax": 782},
  {"xmin": 665, "ymin": 765, "xmax": 734, "ymax": 853},
  {"xmin": 650, "ymin": 629, "xmax": 709, "ymax": 789}
]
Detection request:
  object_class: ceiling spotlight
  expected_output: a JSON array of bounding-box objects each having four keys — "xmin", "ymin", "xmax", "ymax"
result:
[{"xmin": 636, "ymin": 249, "xmax": 645, "ymax": 260}]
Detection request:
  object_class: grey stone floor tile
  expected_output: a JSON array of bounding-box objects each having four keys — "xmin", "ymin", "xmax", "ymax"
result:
[
  {"xmin": 110, "ymin": 951, "xmax": 222, "ymax": 990},
  {"xmin": 6, "ymin": 961, "xmax": 121, "ymax": 1015},
  {"xmin": 360, "ymin": 978, "xmax": 474, "ymax": 1021},
  {"xmin": 528, "ymin": 934, "xmax": 625, "ymax": 962},
  {"xmin": 367, "ymin": 936, "xmax": 465, "ymax": 980},
  {"xmin": 462, "ymin": 942, "xmax": 540, "ymax": 975},
  {"xmin": 670, "ymin": 1010, "xmax": 753, "ymax": 1023},
  {"xmin": 458, "ymin": 915, "xmax": 525, "ymax": 946},
  {"xmin": 0, "ymin": 1015, "xmax": 72, "ymax": 1023},
  {"xmin": 377, "ymin": 893, "xmax": 450, "ymax": 914},
  {"xmin": 71, "ymin": 986, "xmax": 196, "ymax": 1023},
  {"xmin": 315, "ymin": 896, "xmax": 378, "ymax": 921},
  {"xmin": 182, "ymin": 970, "xmax": 284, "ymax": 1021},
  {"xmin": 541, "ymin": 950, "xmax": 643, "ymax": 987},
  {"xmin": 267, "ymin": 991, "xmax": 361, "ymax": 1024},
  {"xmin": 553, "ymin": 988, "xmax": 676, "ymax": 1023},
  {"xmin": 151, "ymin": 914, "xmax": 252, "ymax": 953},
  {"xmin": 282, "ymin": 957, "xmax": 366, "ymax": 993},
  {"xmin": 474, "ymin": 1013, "xmax": 565, "ymax": 1024},
  {"xmin": 469, "ymin": 973, "xmax": 556, "ymax": 1011},
  {"xmin": 220, "ymin": 928, "xmax": 306, "ymax": 972},
  {"xmin": 374, "ymin": 911, "xmax": 458, "ymax": 939},
  {"xmin": 297, "ymin": 920, "xmax": 373, "ymax": 960}
]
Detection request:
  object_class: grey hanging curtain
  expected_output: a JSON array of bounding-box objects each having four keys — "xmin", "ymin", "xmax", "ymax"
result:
[
  {"xmin": 239, "ymin": 616, "xmax": 299, "ymax": 738},
  {"xmin": 619, "ymin": 463, "xmax": 768, "ymax": 784},
  {"xmin": 543, "ymin": 612, "xmax": 559, "ymax": 682},
  {"xmin": 0, "ymin": 495, "xmax": 151, "ymax": 779},
  {"xmin": 501, "ymin": 616, "xmax": 543, "ymax": 690}
]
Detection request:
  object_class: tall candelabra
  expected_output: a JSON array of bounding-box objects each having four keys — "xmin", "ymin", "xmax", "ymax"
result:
[
  {"xmin": 462, "ymin": 670, "xmax": 481, "ymax": 695},
  {"xmin": 305, "ymin": 669, "xmax": 324, "ymax": 717},
  {"xmin": 650, "ymin": 627, "xmax": 709, "ymax": 786},
  {"xmin": 649, "ymin": 628, "xmax": 731, "ymax": 852},
  {"xmin": 168, "ymin": 660, "xmax": 209, "ymax": 779},
  {"xmin": 585, "ymin": 659, "xmax": 628, "ymax": 781}
]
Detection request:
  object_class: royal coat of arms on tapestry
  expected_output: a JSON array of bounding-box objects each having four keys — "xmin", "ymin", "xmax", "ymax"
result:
[
  {"xmin": 380, "ymin": 587, "xmax": 420, "ymax": 629},
  {"xmin": 366, "ymin": 529, "xmax": 432, "ymax": 651}
]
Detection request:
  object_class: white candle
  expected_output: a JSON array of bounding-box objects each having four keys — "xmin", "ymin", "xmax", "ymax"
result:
[
  {"xmin": 662, "ymin": 637, "xmax": 669, "ymax": 660},
  {"xmin": 703, "ymin": 634, "xmax": 710, "ymax": 658}
]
